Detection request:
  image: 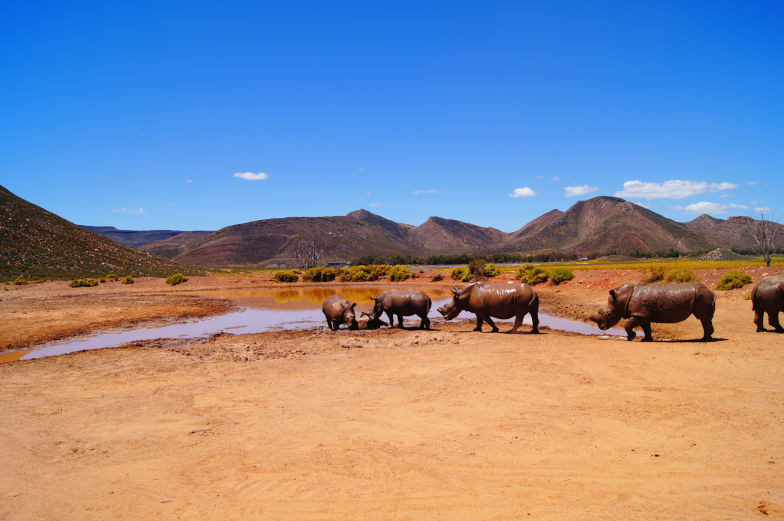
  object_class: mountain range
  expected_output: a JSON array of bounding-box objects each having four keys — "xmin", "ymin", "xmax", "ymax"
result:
[
  {"xmin": 126, "ymin": 196, "xmax": 782, "ymax": 266},
  {"xmin": 2, "ymin": 183, "xmax": 781, "ymax": 277}
]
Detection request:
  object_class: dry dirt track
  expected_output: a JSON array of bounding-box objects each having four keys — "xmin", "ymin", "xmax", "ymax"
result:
[{"xmin": 1, "ymin": 280, "xmax": 783, "ymax": 520}]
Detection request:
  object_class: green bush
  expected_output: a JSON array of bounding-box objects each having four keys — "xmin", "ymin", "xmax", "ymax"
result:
[
  {"xmin": 716, "ymin": 270, "xmax": 753, "ymax": 290},
  {"xmin": 388, "ymin": 265, "xmax": 412, "ymax": 282},
  {"xmin": 450, "ymin": 267, "xmax": 472, "ymax": 282},
  {"xmin": 483, "ymin": 264, "xmax": 501, "ymax": 277},
  {"xmin": 273, "ymin": 270, "xmax": 299, "ymax": 283},
  {"xmin": 468, "ymin": 259, "xmax": 486, "ymax": 278},
  {"xmin": 13, "ymin": 278, "xmax": 30, "ymax": 285},
  {"xmin": 432, "ymin": 273, "xmax": 444, "ymax": 281},
  {"xmin": 106, "ymin": 273, "xmax": 119, "ymax": 281},
  {"xmin": 302, "ymin": 267, "xmax": 337, "ymax": 282},
  {"xmin": 338, "ymin": 265, "xmax": 392, "ymax": 282},
  {"xmin": 663, "ymin": 268, "xmax": 700, "ymax": 283},
  {"xmin": 548, "ymin": 267, "xmax": 574, "ymax": 285},
  {"xmin": 69, "ymin": 278, "xmax": 99, "ymax": 288},
  {"xmin": 516, "ymin": 265, "xmax": 549, "ymax": 285},
  {"xmin": 122, "ymin": 276, "xmax": 134, "ymax": 284},
  {"xmin": 166, "ymin": 273, "xmax": 189, "ymax": 286}
]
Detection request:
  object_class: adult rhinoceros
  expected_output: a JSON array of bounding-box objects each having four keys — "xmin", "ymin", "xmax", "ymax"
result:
[
  {"xmin": 751, "ymin": 275, "xmax": 784, "ymax": 333},
  {"xmin": 589, "ymin": 282, "xmax": 715, "ymax": 341},
  {"xmin": 437, "ymin": 281, "xmax": 539, "ymax": 333},
  {"xmin": 370, "ymin": 289, "xmax": 432, "ymax": 329}
]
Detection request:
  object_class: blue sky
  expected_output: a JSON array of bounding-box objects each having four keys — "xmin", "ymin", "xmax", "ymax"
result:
[{"xmin": 1, "ymin": 1, "xmax": 782, "ymax": 232}]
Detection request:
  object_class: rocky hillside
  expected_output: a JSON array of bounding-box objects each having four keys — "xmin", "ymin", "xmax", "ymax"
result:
[
  {"xmin": 0, "ymin": 185, "xmax": 189, "ymax": 279},
  {"xmin": 500, "ymin": 196, "xmax": 712, "ymax": 255},
  {"xmin": 685, "ymin": 214, "xmax": 784, "ymax": 250}
]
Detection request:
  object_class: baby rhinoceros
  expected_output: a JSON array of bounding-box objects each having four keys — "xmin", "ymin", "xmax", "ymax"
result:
[
  {"xmin": 357, "ymin": 311, "xmax": 388, "ymax": 330},
  {"xmin": 751, "ymin": 275, "xmax": 784, "ymax": 333},
  {"xmin": 589, "ymin": 282, "xmax": 715, "ymax": 342},
  {"xmin": 322, "ymin": 295, "xmax": 358, "ymax": 331},
  {"xmin": 438, "ymin": 281, "xmax": 539, "ymax": 333}
]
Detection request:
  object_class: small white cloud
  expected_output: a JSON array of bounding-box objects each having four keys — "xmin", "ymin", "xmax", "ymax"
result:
[
  {"xmin": 534, "ymin": 175, "xmax": 544, "ymax": 180},
  {"xmin": 369, "ymin": 202, "xmax": 386, "ymax": 208},
  {"xmin": 747, "ymin": 181, "xmax": 759, "ymax": 185},
  {"xmin": 233, "ymin": 172, "xmax": 269, "ymax": 181},
  {"xmin": 411, "ymin": 189, "xmax": 440, "ymax": 195},
  {"xmin": 550, "ymin": 176, "xmax": 560, "ymax": 182},
  {"xmin": 671, "ymin": 201, "xmax": 749, "ymax": 215},
  {"xmin": 509, "ymin": 187, "xmax": 537, "ymax": 198},
  {"xmin": 111, "ymin": 207, "xmax": 146, "ymax": 214},
  {"xmin": 616, "ymin": 179, "xmax": 738, "ymax": 200},
  {"xmin": 168, "ymin": 202, "xmax": 176, "ymax": 205},
  {"xmin": 564, "ymin": 184, "xmax": 599, "ymax": 197},
  {"xmin": 187, "ymin": 179, "xmax": 192, "ymax": 183},
  {"xmin": 754, "ymin": 206, "xmax": 771, "ymax": 214}
]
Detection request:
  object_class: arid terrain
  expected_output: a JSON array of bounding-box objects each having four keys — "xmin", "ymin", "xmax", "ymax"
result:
[{"xmin": 1, "ymin": 269, "xmax": 782, "ymax": 520}]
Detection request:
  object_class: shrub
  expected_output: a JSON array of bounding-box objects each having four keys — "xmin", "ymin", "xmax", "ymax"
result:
[
  {"xmin": 166, "ymin": 273, "xmax": 189, "ymax": 286},
  {"xmin": 716, "ymin": 269, "xmax": 753, "ymax": 290},
  {"xmin": 516, "ymin": 266, "xmax": 549, "ymax": 285},
  {"xmin": 483, "ymin": 264, "xmax": 501, "ymax": 277},
  {"xmin": 663, "ymin": 268, "xmax": 700, "ymax": 283},
  {"xmin": 641, "ymin": 266, "xmax": 666, "ymax": 283},
  {"xmin": 106, "ymin": 273, "xmax": 119, "ymax": 281},
  {"xmin": 122, "ymin": 276, "xmax": 134, "ymax": 284},
  {"xmin": 450, "ymin": 267, "xmax": 472, "ymax": 282},
  {"xmin": 273, "ymin": 270, "xmax": 299, "ymax": 283},
  {"xmin": 549, "ymin": 267, "xmax": 574, "ymax": 285},
  {"xmin": 302, "ymin": 267, "xmax": 337, "ymax": 282},
  {"xmin": 388, "ymin": 265, "xmax": 412, "ymax": 282},
  {"xmin": 468, "ymin": 259, "xmax": 487, "ymax": 278},
  {"xmin": 13, "ymin": 278, "xmax": 30, "ymax": 285},
  {"xmin": 69, "ymin": 278, "xmax": 99, "ymax": 288},
  {"xmin": 432, "ymin": 273, "xmax": 444, "ymax": 281}
]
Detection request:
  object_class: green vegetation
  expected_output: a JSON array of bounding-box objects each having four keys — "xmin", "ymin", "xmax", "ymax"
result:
[
  {"xmin": 122, "ymin": 276, "xmax": 134, "ymax": 284},
  {"xmin": 432, "ymin": 273, "xmax": 444, "ymax": 281},
  {"xmin": 516, "ymin": 265, "xmax": 549, "ymax": 285},
  {"xmin": 302, "ymin": 267, "xmax": 338, "ymax": 282},
  {"xmin": 12, "ymin": 278, "xmax": 45, "ymax": 285},
  {"xmin": 166, "ymin": 273, "xmax": 189, "ymax": 285},
  {"xmin": 663, "ymin": 268, "xmax": 700, "ymax": 283},
  {"xmin": 716, "ymin": 270, "xmax": 753, "ymax": 290},
  {"xmin": 388, "ymin": 265, "xmax": 412, "ymax": 282},
  {"xmin": 483, "ymin": 263, "xmax": 501, "ymax": 277},
  {"xmin": 273, "ymin": 270, "xmax": 300, "ymax": 283},
  {"xmin": 106, "ymin": 273, "xmax": 119, "ymax": 281},
  {"xmin": 641, "ymin": 266, "xmax": 666, "ymax": 282},
  {"xmin": 549, "ymin": 267, "xmax": 574, "ymax": 285},
  {"xmin": 339, "ymin": 264, "xmax": 392, "ymax": 282},
  {"xmin": 450, "ymin": 267, "xmax": 472, "ymax": 282},
  {"xmin": 69, "ymin": 278, "xmax": 99, "ymax": 288}
]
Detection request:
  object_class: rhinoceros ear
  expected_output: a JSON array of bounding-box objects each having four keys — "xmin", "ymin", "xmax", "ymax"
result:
[
  {"xmin": 351, "ymin": 302, "xmax": 357, "ymax": 309},
  {"xmin": 609, "ymin": 289, "xmax": 617, "ymax": 301}
]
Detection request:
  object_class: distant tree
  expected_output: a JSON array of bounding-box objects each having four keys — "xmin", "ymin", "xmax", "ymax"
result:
[
  {"xmin": 294, "ymin": 235, "xmax": 325, "ymax": 270},
  {"xmin": 753, "ymin": 212, "xmax": 782, "ymax": 267}
]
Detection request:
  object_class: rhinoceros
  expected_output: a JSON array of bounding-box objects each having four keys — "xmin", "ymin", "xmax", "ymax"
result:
[
  {"xmin": 357, "ymin": 311, "xmax": 388, "ymax": 330},
  {"xmin": 751, "ymin": 275, "xmax": 784, "ymax": 333},
  {"xmin": 437, "ymin": 281, "xmax": 539, "ymax": 333},
  {"xmin": 370, "ymin": 289, "xmax": 432, "ymax": 329},
  {"xmin": 589, "ymin": 282, "xmax": 715, "ymax": 341},
  {"xmin": 322, "ymin": 295, "xmax": 358, "ymax": 331}
]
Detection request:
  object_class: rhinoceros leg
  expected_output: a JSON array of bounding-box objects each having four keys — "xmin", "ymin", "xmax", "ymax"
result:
[
  {"xmin": 641, "ymin": 323, "xmax": 653, "ymax": 342},
  {"xmin": 473, "ymin": 316, "xmax": 484, "ymax": 332},
  {"xmin": 529, "ymin": 309, "xmax": 539, "ymax": 334},
  {"xmin": 482, "ymin": 315, "xmax": 499, "ymax": 333},
  {"xmin": 754, "ymin": 309, "xmax": 765, "ymax": 332},
  {"xmin": 769, "ymin": 310, "xmax": 784, "ymax": 333},
  {"xmin": 396, "ymin": 314, "xmax": 405, "ymax": 328},
  {"xmin": 623, "ymin": 317, "xmax": 640, "ymax": 341},
  {"xmin": 700, "ymin": 317, "xmax": 715, "ymax": 339},
  {"xmin": 418, "ymin": 313, "xmax": 430, "ymax": 330}
]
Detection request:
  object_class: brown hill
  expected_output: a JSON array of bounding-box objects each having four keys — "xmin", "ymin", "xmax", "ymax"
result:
[
  {"xmin": 79, "ymin": 226, "xmax": 213, "ymax": 248},
  {"xmin": 685, "ymin": 214, "xmax": 784, "ymax": 250},
  {"xmin": 407, "ymin": 217, "xmax": 506, "ymax": 253},
  {"xmin": 0, "ymin": 185, "xmax": 188, "ymax": 279},
  {"xmin": 500, "ymin": 196, "xmax": 711, "ymax": 255}
]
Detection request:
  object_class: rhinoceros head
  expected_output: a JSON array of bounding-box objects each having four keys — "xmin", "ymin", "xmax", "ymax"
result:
[
  {"xmin": 589, "ymin": 288, "xmax": 624, "ymax": 330},
  {"xmin": 437, "ymin": 299, "xmax": 461, "ymax": 320}
]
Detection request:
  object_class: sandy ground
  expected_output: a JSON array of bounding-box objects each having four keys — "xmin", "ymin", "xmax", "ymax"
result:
[{"xmin": 1, "ymin": 269, "xmax": 783, "ymax": 520}]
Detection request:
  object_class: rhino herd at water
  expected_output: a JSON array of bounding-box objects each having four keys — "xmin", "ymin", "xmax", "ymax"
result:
[{"xmin": 323, "ymin": 275, "xmax": 784, "ymax": 341}]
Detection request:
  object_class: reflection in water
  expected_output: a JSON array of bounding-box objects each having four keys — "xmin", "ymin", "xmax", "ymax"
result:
[{"xmin": 15, "ymin": 286, "xmax": 623, "ymax": 361}]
